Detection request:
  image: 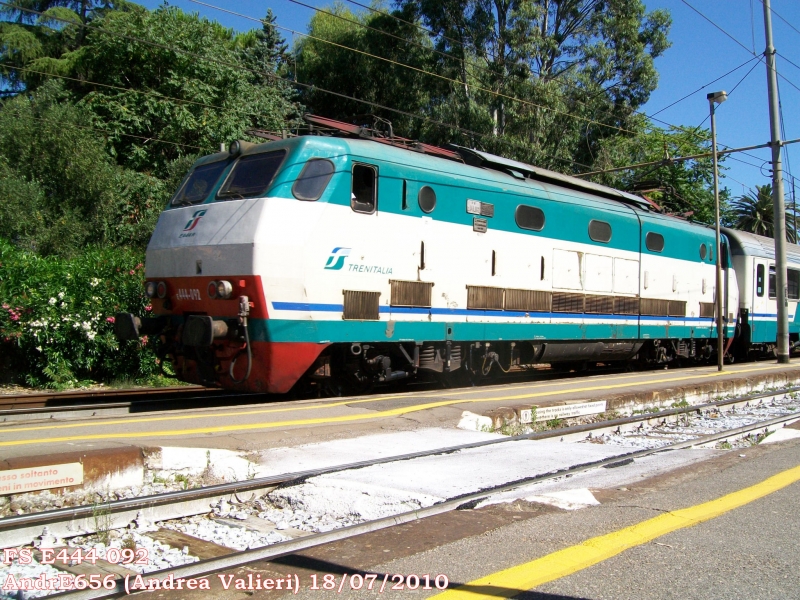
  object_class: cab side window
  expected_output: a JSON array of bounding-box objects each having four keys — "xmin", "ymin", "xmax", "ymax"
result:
[{"xmin": 351, "ymin": 164, "xmax": 377, "ymax": 213}]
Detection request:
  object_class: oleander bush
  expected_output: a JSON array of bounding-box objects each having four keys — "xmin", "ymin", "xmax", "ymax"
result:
[{"xmin": 0, "ymin": 238, "xmax": 162, "ymax": 388}]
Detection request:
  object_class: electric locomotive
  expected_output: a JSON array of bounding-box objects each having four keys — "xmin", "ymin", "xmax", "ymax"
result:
[{"xmin": 117, "ymin": 116, "xmax": 747, "ymax": 394}]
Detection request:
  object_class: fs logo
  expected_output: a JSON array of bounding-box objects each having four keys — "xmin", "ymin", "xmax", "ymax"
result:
[
  {"xmin": 324, "ymin": 247, "xmax": 351, "ymax": 270},
  {"xmin": 183, "ymin": 210, "xmax": 207, "ymax": 232}
]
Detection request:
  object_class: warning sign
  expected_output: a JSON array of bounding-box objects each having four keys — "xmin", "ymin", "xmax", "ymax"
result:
[
  {"xmin": 0, "ymin": 463, "xmax": 83, "ymax": 495},
  {"xmin": 519, "ymin": 401, "xmax": 607, "ymax": 423}
]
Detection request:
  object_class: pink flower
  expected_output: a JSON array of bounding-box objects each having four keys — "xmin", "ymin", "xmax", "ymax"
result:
[
  {"xmin": 136, "ymin": 263, "xmax": 143, "ymax": 269},
  {"xmin": 145, "ymin": 305, "xmax": 153, "ymax": 312},
  {"xmin": 141, "ymin": 335, "xmax": 148, "ymax": 346},
  {"xmin": 10, "ymin": 314, "xmax": 19, "ymax": 322},
  {"xmin": 106, "ymin": 316, "xmax": 115, "ymax": 323},
  {"xmin": 129, "ymin": 270, "xmax": 135, "ymax": 275},
  {"xmin": 1, "ymin": 304, "xmax": 8, "ymax": 309}
]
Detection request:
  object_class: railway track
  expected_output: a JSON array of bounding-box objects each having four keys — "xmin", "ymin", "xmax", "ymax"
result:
[
  {"xmin": 0, "ymin": 386, "xmax": 267, "ymax": 421},
  {"xmin": 0, "ymin": 360, "xmax": 736, "ymax": 421},
  {"xmin": 2, "ymin": 387, "xmax": 799, "ymax": 599}
]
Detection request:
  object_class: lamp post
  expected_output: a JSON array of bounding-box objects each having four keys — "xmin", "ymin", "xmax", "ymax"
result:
[{"xmin": 708, "ymin": 90, "xmax": 727, "ymax": 372}]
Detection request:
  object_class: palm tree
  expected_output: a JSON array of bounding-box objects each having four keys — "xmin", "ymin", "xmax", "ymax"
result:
[{"xmin": 729, "ymin": 184, "xmax": 797, "ymax": 241}]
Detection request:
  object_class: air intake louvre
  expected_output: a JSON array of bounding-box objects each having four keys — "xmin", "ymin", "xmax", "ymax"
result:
[
  {"xmin": 390, "ymin": 280, "xmax": 433, "ymax": 307},
  {"xmin": 699, "ymin": 302, "xmax": 715, "ymax": 318},
  {"xmin": 342, "ymin": 290, "xmax": 380, "ymax": 320},
  {"xmin": 584, "ymin": 295, "xmax": 615, "ymax": 314},
  {"xmin": 640, "ymin": 298, "xmax": 671, "ymax": 316},
  {"xmin": 467, "ymin": 286, "xmax": 504, "ymax": 310},
  {"xmin": 668, "ymin": 300, "xmax": 687, "ymax": 317},
  {"xmin": 614, "ymin": 296, "xmax": 639, "ymax": 315},
  {"xmin": 552, "ymin": 292, "xmax": 585, "ymax": 313},
  {"xmin": 504, "ymin": 289, "xmax": 551, "ymax": 312}
]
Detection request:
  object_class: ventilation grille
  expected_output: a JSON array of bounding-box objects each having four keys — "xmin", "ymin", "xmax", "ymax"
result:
[
  {"xmin": 699, "ymin": 302, "xmax": 715, "ymax": 318},
  {"xmin": 390, "ymin": 280, "xmax": 433, "ymax": 307},
  {"xmin": 640, "ymin": 298, "xmax": 671, "ymax": 316},
  {"xmin": 584, "ymin": 295, "xmax": 615, "ymax": 314},
  {"xmin": 343, "ymin": 290, "xmax": 380, "ymax": 320},
  {"xmin": 504, "ymin": 289, "xmax": 551, "ymax": 312},
  {"xmin": 614, "ymin": 296, "xmax": 639, "ymax": 315},
  {"xmin": 668, "ymin": 300, "xmax": 687, "ymax": 317},
  {"xmin": 467, "ymin": 286, "xmax": 504, "ymax": 310},
  {"xmin": 552, "ymin": 292, "xmax": 585, "ymax": 313}
]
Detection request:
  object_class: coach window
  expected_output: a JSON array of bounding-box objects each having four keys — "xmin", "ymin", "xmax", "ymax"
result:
[
  {"xmin": 645, "ymin": 232, "xmax": 664, "ymax": 253},
  {"xmin": 292, "ymin": 159, "xmax": 335, "ymax": 201},
  {"xmin": 515, "ymin": 205, "xmax": 545, "ymax": 231},
  {"xmin": 700, "ymin": 244, "xmax": 707, "ymax": 260},
  {"xmin": 351, "ymin": 163, "xmax": 377, "ymax": 213},
  {"xmin": 418, "ymin": 185, "xmax": 436, "ymax": 213},
  {"xmin": 217, "ymin": 150, "xmax": 286, "ymax": 199},
  {"xmin": 756, "ymin": 264, "xmax": 765, "ymax": 297},
  {"xmin": 789, "ymin": 269, "xmax": 800, "ymax": 300},
  {"xmin": 769, "ymin": 266, "xmax": 777, "ymax": 298},
  {"xmin": 588, "ymin": 220, "xmax": 612, "ymax": 243}
]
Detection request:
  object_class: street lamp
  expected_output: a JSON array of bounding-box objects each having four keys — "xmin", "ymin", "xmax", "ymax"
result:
[{"xmin": 708, "ymin": 90, "xmax": 727, "ymax": 371}]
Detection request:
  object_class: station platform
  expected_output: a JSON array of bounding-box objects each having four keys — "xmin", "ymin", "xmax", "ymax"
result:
[{"xmin": 2, "ymin": 361, "xmax": 800, "ymax": 495}]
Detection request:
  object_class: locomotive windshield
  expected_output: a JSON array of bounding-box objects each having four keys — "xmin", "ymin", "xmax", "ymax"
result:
[
  {"xmin": 217, "ymin": 150, "xmax": 286, "ymax": 199},
  {"xmin": 171, "ymin": 160, "xmax": 228, "ymax": 206}
]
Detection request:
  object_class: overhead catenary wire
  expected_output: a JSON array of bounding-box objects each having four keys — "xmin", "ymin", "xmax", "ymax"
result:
[
  {"xmin": 288, "ymin": 0, "xmax": 776, "ymax": 153},
  {"xmin": 756, "ymin": 0, "xmax": 800, "ymax": 39},
  {"xmin": 0, "ymin": 1, "xmax": 593, "ymax": 171},
  {"xmin": 2, "ymin": 108, "xmax": 208, "ymax": 151},
  {"xmin": 648, "ymin": 56, "xmax": 759, "ymax": 118},
  {"xmin": 0, "ymin": 63, "xmax": 278, "ymax": 126},
  {"xmin": 187, "ymin": 0, "xmax": 641, "ymax": 138},
  {"xmin": 680, "ymin": 0, "xmax": 800, "ymax": 94}
]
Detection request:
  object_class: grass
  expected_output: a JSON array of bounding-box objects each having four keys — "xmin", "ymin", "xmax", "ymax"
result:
[{"xmin": 92, "ymin": 499, "xmax": 113, "ymax": 545}]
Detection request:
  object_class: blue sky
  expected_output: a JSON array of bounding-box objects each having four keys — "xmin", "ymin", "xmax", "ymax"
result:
[{"xmin": 137, "ymin": 0, "xmax": 800, "ymax": 203}]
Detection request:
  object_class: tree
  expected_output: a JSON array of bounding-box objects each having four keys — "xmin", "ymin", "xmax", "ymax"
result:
[
  {"xmin": 590, "ymin": 120, "xmax": 721, "ymax": 223},
  {"xmin": 5, "ymin": 5, "xmax": 301, "ymax": 174},
  {"xmin": 0, "ymin": 80, "xmax": 166, "ymax": 255},
  {"xmin": 397, "ymin": 0, "xmax": 671, "ymax": 169},
  {"xmin": 295, "ymin": 4, "xmax": 436, "ymax": 138},
  {"xmin": 729, "ymin": 184, "xmax": 796, "ymax": 240}
]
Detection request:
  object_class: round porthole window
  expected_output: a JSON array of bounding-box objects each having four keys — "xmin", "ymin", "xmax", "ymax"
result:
[
  {"xmin": 700, "ymin": 244, "xmax": 707, "ymax": 260},
  {"xmin": 418, "ymin": 186, "xmax": 436, "ymax": 213}
]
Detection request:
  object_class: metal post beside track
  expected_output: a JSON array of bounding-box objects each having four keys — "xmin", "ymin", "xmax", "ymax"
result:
[
  {"xmin": 708, "ymin": 90, "xmax": 726, "ymax": 372},
  {"xmin": 763, "ymin": 0, "xmax": 790, "ymax": 364}
]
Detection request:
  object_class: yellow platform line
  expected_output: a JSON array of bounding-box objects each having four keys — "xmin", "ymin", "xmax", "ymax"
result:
[
  {"xmin": 0, "ymin": 364, "xmax": 705, "ymax": 435},
  {"xmin": 432, "ymin": 464, "xmax": 800, "ymax": 599},
  {"xmin": 0, "ymin": 363, "xmax": 787, "ymax": 446}
]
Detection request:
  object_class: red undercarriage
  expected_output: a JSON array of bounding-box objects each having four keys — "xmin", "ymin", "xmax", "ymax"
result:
[{"xmin": 149, "ymin": 275, "xmax": 326, "ymax": 394}]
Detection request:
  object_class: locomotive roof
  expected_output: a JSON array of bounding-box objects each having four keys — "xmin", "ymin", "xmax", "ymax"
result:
[
  {"xmin": 451, "ymin": 146, "xmax": 655, "ymax": 212},
  {"xmin": 722, "ymin": 227, "xmax": 800, "ymax": 263}
]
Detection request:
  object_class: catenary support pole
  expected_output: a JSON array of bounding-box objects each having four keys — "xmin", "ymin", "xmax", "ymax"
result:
[
  {"xmin": 709, "ymin": 95, "xmax": 724, "ymax": 371},
  {"xmin": 763, "ymin": 0, "xmax": 790, "ymax": 363}
]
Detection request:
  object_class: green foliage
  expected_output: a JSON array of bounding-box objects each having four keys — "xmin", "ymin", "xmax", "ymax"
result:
[
  {"xmin": 0, "ymin": 80, "xmax": 167, "ymax": 255},
  {"xmin": 54, "ymin": 5, "xmax": 299, "ymax": 174},
  {"xmin": 728, "ymin": 184, "xmax": 796, "ymax": 240},
  {"xmin": 592, "ymin": 121, "xmax": 721, "ymax": 223},
  {"xmin": 295, "ymin": 4, "xmax": 432, "ymax": 137},
  {"xmin": 0, "ymin": 239, "xmax": 160, "ymax": 387}
]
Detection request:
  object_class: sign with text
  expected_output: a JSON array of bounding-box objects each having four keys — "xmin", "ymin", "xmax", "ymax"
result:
[
  {"xmin": 0, "ymin": 463, "xmax": 83, "ymax": 495},
  {"xmin": 519, "ymin": 401, "xmax": 607, "ymax": 424}
]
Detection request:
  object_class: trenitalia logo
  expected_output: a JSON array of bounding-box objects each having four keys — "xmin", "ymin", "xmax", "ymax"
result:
[
  {"xmin": 324, "ymin": 247, "xmax": 351, "ymax": 270},
  {"xmin": 183, "ymin": 210, "xmax": 207, "ymax": 231}
]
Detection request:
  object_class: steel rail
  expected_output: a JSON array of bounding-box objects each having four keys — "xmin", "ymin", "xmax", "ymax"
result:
[
  {"xmin": 45, "ymin": 408, "xmax": 800, "ymax": 600},
  {"xmin": 3, "ymin": 385, "xmax": 798, "ymax": 535}
]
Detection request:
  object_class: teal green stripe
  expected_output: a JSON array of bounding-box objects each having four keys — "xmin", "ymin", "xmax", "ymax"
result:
[{"xmin": 249, "ymin": 318, "xmax": 721, "ymax": 344}]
